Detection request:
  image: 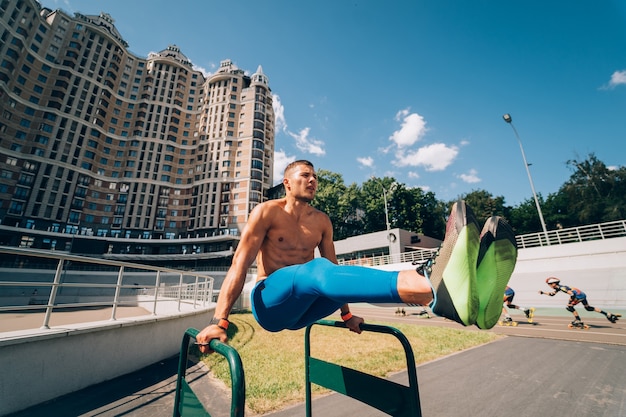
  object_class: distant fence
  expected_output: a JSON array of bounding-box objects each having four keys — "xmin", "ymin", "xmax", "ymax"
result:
[
  {"xmin": 339, "ymin": 219, "xmax": 626, "ymax": 267},
  {"xmin": 514, "ymin": 219, "xmax": 626, "ymax": 249},
  {"xmin": 338, "ymin": 248, "xmax": 438, "ymax": 267},
  {"xmin": 0, "ymin": 246, "xmax": 215, "ymax": 329}
]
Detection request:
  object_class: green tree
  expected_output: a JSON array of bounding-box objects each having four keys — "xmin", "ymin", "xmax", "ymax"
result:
[
  {"xmin": 542, "ymin": 191, "xmax": 572, "ymax": 230},
  {"xmin": 390, "ymin": 186, "xmax": 447, "ymax": 239},
  {"xmin": 455, "ymin": 190, "xmax": 510, "ymax": 224},
  {"xmin": 386, "ymin": 183, "xmax": 422, "ymax": 232},
  {"xmin": 508, "ymin": 196, "xmax": 546, "ymax": 235},
  {"xmin": 311, "ymin": 170, "xmax": 366, "ymax": 240},
  {"xmin": 335, "ymin": 182, "xmax": 365, "ymax": 240},
  {"xmin": 361, "ymin": 177, "xmax": 395, "ymax": 234},
  {"xmin": 310, "ymin": 169, "xmax": 347, "ymax": 234},
  {"xmin": 415, "ymin": 191, "xmax": 448, "ymax": 240},
  {"xmin": 559, "ymin": 153, "xmax": 626, "ymax": 225},
  {"xmin": 310, "ymin": 154, "xmax": 625, "ymax": 241},
  {"xmin": 355, "ymin": 177, "xmax": 447, "ymax": 238}
]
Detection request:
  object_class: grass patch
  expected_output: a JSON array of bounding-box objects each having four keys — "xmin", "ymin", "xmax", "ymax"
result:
[{"xmin": 201, "ymin": 312, "xmax": 499, "ymax": 415}]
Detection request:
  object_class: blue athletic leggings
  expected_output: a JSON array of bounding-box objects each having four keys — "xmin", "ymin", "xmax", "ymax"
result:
[{"xmin": 251, "ymin": 258, "xmax": 401, "ymax": 332}]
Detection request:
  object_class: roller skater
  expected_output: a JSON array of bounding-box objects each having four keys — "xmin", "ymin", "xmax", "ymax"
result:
[
  {"xmin": 539, "ymin": 277, "xmax": 620, "ymax": 327},
  {"xmin": 502, "ymin": 286, "xmax": 535, "ymax": 323}
]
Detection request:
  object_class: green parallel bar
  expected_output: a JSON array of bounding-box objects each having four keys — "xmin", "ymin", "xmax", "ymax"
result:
[
  {"xmin": 305, "ymin": 319, "xmax": 422, "ymax": 417},
  {"xmin": 173, "ymin": 328, "xmax": 246, "ymax": 417},
  {"xmin": 179, "ymin": 379, "xmax": 210, "ymax": 417}
]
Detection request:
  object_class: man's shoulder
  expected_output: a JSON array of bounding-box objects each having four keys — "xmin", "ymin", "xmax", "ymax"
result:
[
  {"xmin": 307, "ymin": 205, "xmax": 331, "ymax": 221},
  {"xmin": 259, "ymin": 199, "xmax": 324, "ymax": 213},
  {"xmin": 256, "ymin": 199, "xmax": 329, "ymax": 222},
  {"xmin": 256, "ymin": 199, "xmax": 286, "ymax": 212}
]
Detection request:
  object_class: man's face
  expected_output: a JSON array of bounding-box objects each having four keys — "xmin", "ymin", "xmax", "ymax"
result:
[{"xmin": 284, "ymin": 164, "xmax": 317, "ymax": 202}]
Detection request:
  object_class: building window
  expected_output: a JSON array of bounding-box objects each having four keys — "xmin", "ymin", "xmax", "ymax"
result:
[{"xmin": 8, "ymin": 201, "xmax": 24, "ymax": 214}]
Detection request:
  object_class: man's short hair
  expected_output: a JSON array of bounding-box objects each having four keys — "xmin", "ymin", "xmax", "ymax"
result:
[{"xmin": 284, "ymin": 160, "xmax": 314, "ymax": 176}]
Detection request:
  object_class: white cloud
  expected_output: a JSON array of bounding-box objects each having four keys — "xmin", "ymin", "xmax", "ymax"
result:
[
  {"xmin": 272, "ymin": 94, "xmax": 287, "ymax": 133},
  {"xmin": 608, "ymin": 70, "xmax": 626, "ymax": 88},
  {"xmin": 357, "ymin": 156, "xmax": 374, "ymax": 167},
  {"xmin": 289, "ymin": 127, "xmax": 326, "ymax": 156},
  {"xmin": 389, "ymin": 109, "xmax": 427, "ymax": 148},
  {"xmin": 192, "ymin": 65, "xmax": 210, "ymax": 77},
  {"xmin": 273, "ymin": 149, "xmax": 296, "ymax": 185},
  {"xmin": 407, "ymin": 171, "xmax": 420, "ymax": 179},
  {"xmin": 394, "ymin": 143, "xmax": 459, "ymax": 171},
  {"xmin": 459, "ymin": 168, "xmax": 481, "ymax": 183},
  {"xmin": 271, "ymin": 94, "xmax": 324, "ymax": 156}
]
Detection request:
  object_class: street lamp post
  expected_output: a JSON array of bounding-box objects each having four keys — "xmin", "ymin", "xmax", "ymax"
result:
[
  {"xmin": 372, "ymin": 176, "xmax": 397, "ymax": 263},
  {"xmin": 371, "ymin": 177, "xmax": 393, "ymax": 231},
  {"xmin": 502, "ymin": 113, "xmax": 549, "ymax": 244},
  {"xmin": 381, "ymin": 186, "xmax": 391, "ymax": 232},
  {"xmin": 371, "ymin": 177, "xmax": 396, "ymax": 259}
]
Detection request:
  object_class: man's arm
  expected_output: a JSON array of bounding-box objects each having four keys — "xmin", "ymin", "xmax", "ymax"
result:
[
  {"xmin": 317, "ymin": 212, "xmax": 338, "ymax": 264},
  {"xmin": 317, "ymin": 212, "xmax": 364, "ymax": 334},
  {"xmin": 195, "ymin": 204, "xmax": 270, "ymax": 352}
]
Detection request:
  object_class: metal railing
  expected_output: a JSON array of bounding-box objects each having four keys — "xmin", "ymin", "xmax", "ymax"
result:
[
  {"xmin": 514, "ymin": 219, "xmax": 626, "ymax": 249},
  {"xmin": 0, "ymin": 246, "xmax": 215, "ymax": 330},
  {"xmin": 338, "ymin": 248, "xmax": 438, "ymax": 267},
  {"xmin": 339, "ymin": 219, "xmax": 626, "ymax": 267}
]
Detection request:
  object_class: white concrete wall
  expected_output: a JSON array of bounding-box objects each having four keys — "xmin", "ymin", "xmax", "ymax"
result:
[
  {"xmin": 0, "ymin": 305, "xmax": 215, "ymax": 416},
  {"xmin": 508, "ymin": 236, "xmax": 626, "ymax": 309}
]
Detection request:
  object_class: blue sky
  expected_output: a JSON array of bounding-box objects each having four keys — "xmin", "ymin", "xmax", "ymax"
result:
[{"xmin": 48, "ymin": 0, "xmax": 626, "ymax": 206}]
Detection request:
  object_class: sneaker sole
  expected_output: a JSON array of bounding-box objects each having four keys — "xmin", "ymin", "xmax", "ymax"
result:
[
  {"xmin": 475, "ymin": 216, "xmax": 518, "ymax": 329},
  {"xmin": 429, "ymin": 200, "xmax": 480, "ymax": 326}
]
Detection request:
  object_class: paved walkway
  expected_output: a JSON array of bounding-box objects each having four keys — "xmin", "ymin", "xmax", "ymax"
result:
[
  {"xmin": 6, "ymin": 311, "xmax": 626, "ymax": 417},
  {"xmin": 271, "ymin": 337, "xmax": 626, "ymax": 417},
  {"xmin": 0, "ymin": 306, "xmax": 151, "ymax": 333}
]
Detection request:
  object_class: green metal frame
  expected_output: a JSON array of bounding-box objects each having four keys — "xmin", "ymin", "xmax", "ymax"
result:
[
  {"xmin": 305, "ymin": 320, "xmax": 422, "ymax": 417},
  {"xmin": 173, "ymin": 328, "xmax": 246, "ymax": 417}
]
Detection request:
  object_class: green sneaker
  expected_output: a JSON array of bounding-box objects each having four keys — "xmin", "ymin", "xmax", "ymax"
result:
[
  {"xmin": 427, "ymin": 200, "xmax": 480, "ymax": 326},
  {"xmin": 475, "ymin": 216, "xmax": 518, "ymax": 329}
]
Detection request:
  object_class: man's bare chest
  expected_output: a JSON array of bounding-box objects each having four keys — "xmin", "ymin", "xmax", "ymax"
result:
[{"xmin": 267, "ymin": 224, "xmax": 321, "ymax": 252}]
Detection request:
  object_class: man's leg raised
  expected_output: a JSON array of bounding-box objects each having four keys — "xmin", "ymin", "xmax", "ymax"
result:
[{"xmin": 252, "ymin": 259, "xmax": 404, "ymax": 331}]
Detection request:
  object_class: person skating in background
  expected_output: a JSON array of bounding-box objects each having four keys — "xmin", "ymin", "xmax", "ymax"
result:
[
  {"xmin": 501, "ymin": 286, "xmax": 534, "ymax": 324},
  {"xmin": 539, "ymin": 277, "xmax": 620, "ymax": 326}
]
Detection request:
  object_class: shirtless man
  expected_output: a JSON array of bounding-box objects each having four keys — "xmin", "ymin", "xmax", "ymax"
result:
[{"xmin": 196, "ymin": 160, "xmax": 517, "ymax": 353}]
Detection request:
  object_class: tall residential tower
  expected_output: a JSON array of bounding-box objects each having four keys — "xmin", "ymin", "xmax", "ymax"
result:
[{"xmin": 0, "ymin": 1, "xmax": 274, "ymax": 263}]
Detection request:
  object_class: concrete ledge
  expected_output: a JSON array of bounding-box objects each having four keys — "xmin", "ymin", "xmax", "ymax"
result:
[{"xmin": 0, "ymin": 304, "xmax": 215, "ymax": 416}]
